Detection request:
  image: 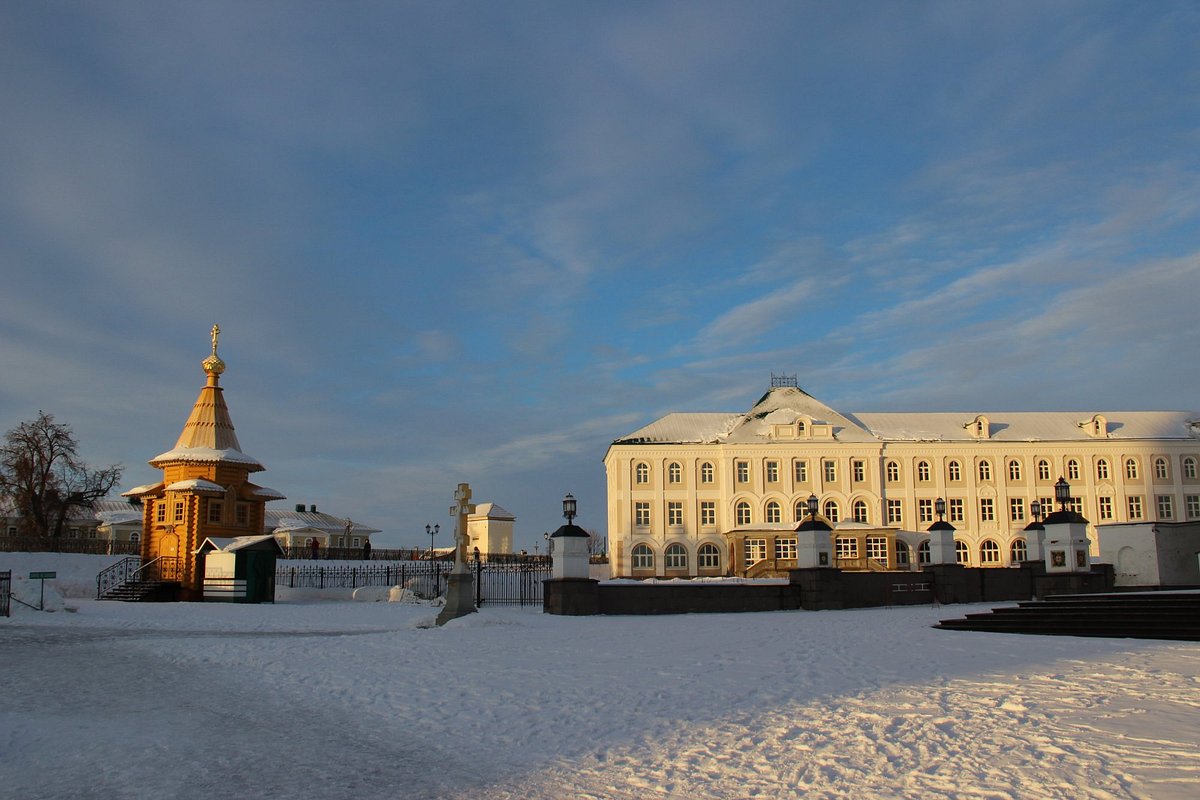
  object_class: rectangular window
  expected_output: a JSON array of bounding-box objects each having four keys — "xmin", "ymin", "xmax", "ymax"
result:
[
  {"xmin": 173, "ymin": 501, "xmax": 184, "ymax": 522},
  {"xmin": 236, "ymin": 503, "xmax": 249, "ymax": 525},
  {"xmin": 852, "ymin": 460, "xmax": 865, "ymax": 482},
  {"xmin": 1186, "ymin": 495, "xmax": 1200, "ymax": 519},
  {"xmin": 765, "ymin": 461, "xmax": 779, "ymax": 483},
  {"xmin": 918, "ymin": 498, "xmax": 934, "ymax": 524},
  {"xmin": 886, "ymin": 499, "xmax": 902, "ymax": 525},
  {"xmin": 948, "ymin": 498, "xmax": 965, "ymax": 523},
  {"xmin": 156, "ymin": 503, "xmax": 166, "ymax": 523},
  {"xmin": 1009, "ymin": 498, "xmax": 1025, "ymax": 521},
  {"xmin": 835, "ymin": 537, "xmax": 859, "ymax": 559},
  {"xmin": 69, "ymin": 527, "xmax": 80, "ymax": 538},
  {"xmin": 1039, "ymin": 497, "xmax": 1054, "ymax": 518},
  {"xmin": 1127, "ymin": 496, "xmax": 1144, "ymax": 520},
  {"xmin": 744, "ymin": 538, "xmax": 767, "ymax": 564},
  {"xmin": 207, "ymin": 501, "xmax": 223, "ymax": 524},
  {"xmin": 6, "ymin": 526, "xmax": 16, "ymax": 536},
  {"xmin": 823, "ymin": 460, "xmax": 837, "ymax": 482},
  {"xmin": 979, "ymin": 498, "xmax": 995, "ymax": 522},
  {"xmin": 634, "ymin": 502, "xmax": 651, "ymax": 527},
  {"xmin": 866, "ymin": 536, "xmax": 888, "ymax": 566},
  {"xmin": 736, "ymin": 461, "xmax": 750, "ymax": 483},
  {"xmin": 699, "ymin": 501, "xmax": 716, "ymax": 527},
  {"xmin": 1098, "ymin": 496, "xmax": 1114, "ymax": 520},
  {"xmin": 352, "ymin": 537, "xmax": 360, "ymax": 548},
  {"xmin": 794, "ymin": 460, "xmax": 808, "ymax": 483},
  {"xmin": 775, "ymin": 537, "xmax": 797, "ymax": 560},
  {"xmin": 667, "ymin": 501, "xmax": 683, "ymax": 527},
  {"xmin": 1157, "ymin": 495, "xmax": 1174, "ymax": 520},
  {"xmin": 1068, "ymin": 497, "xmax": 1082, "ymax": 514}
]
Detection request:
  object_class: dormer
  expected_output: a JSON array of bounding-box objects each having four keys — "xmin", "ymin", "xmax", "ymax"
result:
[
  {"xmin": 965, "ymin": 415, "xmax": 991, "ymax": 440},
  {"xmin": 770, "ymin": 415, "xmax": 812, "ymax": 440},
  {"xmin": 1080, "ymin": 414, "xmax": 1109, "ymax": 439}
]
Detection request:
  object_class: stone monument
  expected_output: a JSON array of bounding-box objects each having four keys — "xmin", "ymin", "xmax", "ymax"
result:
[{"xmin": 436, "ymin": 482, "xmax": 478, "ymax": 625}]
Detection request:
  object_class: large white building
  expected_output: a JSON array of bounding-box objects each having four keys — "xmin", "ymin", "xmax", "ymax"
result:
[{"xmin": 604, "ymin": 382, "xmax": 1200, "ymax": 578}]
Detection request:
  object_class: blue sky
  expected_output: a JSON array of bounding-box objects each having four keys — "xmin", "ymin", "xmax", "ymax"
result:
[{"xmin": 1, "ymin": 1, "xmax": 1198, "ymax": 549}]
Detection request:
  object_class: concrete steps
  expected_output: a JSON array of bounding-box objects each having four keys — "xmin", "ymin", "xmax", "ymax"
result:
[{"xmin": 935, "ymin": 592, "xmax": 1200, "ymax": 641}]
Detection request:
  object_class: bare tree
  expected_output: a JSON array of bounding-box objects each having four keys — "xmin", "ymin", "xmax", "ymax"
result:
[{"xmin": 0, "ymin": 411, "xmax": 122, "ymax": 537}]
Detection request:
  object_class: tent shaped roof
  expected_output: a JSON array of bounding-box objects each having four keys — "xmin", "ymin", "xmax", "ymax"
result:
[
  {"xmin": 195, "ymin": 534, "xmax": 284, "ymax": 554},
  {"xmin": 470, "ymin": 502, "xmax": 515, "ymax": 521}
]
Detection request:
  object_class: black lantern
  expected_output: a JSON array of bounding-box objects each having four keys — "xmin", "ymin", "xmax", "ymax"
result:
[
  {"xmin": 806, "ymin": 493, "xmax": 819, "ymax": 519},
  {"xmin": 935, "ymin": 497, "xmax": 946, "ymax": 521},
  {"xmin": 563, "ymin": 493, "xmax": 577, "ymax": 524},
  {"xmin": 1030, "ymin": 499, "xmax": 1042, "ymax": 521},
  {"xmin": 1054, "ymin": 477, "xmax": 1071, "ymax": 511}
]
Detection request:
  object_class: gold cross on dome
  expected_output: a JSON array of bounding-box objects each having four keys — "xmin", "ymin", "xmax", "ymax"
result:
[{"xmin": 211, "ymin": 324, "xmax": 221, "ymax": 355}]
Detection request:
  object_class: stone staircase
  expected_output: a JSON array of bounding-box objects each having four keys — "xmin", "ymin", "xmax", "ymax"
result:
[
  {"xmin": 100, "ymin": 580, "xmax": 180, "ymax": 602},
  {"xmin": 934, "ymin": 592, "xmax": 1200, "ymax": 641}
]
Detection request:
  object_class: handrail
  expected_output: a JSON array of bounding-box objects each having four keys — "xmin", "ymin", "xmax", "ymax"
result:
[
  {"xmin": 130, "ymin": 556, "xmax": 165, "ymax": 582},
  {"xmin": 96, "ymin": 556, "xmax": 141, "ymax": 599}
]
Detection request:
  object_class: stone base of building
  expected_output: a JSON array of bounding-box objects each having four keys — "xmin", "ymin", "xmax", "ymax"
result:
[{"xmin": 543, "ymin": 578, "xmax": 600, "ymax": 615}]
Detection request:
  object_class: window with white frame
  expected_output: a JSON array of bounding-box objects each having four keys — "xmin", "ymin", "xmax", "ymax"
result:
[
  {"xmin": 1127, "ymin": 495, "xmax": 1144, "ymax": 520},
  {"xmin": 823, "ymin": 460, "xmax": 837, "ymax": 482},
  {"xmin": 949, "ymin": 498, "xmax": 965, "ymax": 522},
  {"xmin": 918, "ymin": 498, "xmax": 934, "ymax": 524},
  {"xmin": 744, "ymin": 538, "xmax": 767, "ymax": 563},
  {"xmin": 866, "ymin": 536, "xmax": 888, "ymax": 566},
  {"xmin": 1038, "ymin": 460, "xmax": 1051, "ymax": 481},
  {"xmin": 1126, "ymin": 458, "xmax": 1139, "ymax": 480},
  {"xmin": 835, "ymin": 537, "xmax": 858, "ymax": 559},
  {"xmin": 1008, "ymin": 460, "xmax": 1022, "ymax": 481},
  {"xmin": 1155, "ymin": 458, "xmax": 1169, "ymax": 480},
  {"xmin": 735, "ymin": 501, "xmax": 751, "ymax": 526},
  {"xmin": 979, "ymin": 498, "xmax": 995, "ymax": 522},
  {"xmin": 1098, "ymin": 496, "xmax": 1114, "ymax": 520},
  {"xmin": 1157, "ymin": 495, "xmax": 1174, "ymax": 519},
  {"xmin": 130, "ymin": 532, "xmax": 140, "ymax": 546},
  {"xmin": 1184, "ymin": 457, "xmax": 1197, "ymax": 480},
  {"xmin": 698, "ymin": 543, "xmax": 720, "ymax": 569},
  {"xmin": 634, "ymin": 502, "xmax": 651, "ymax": 527},
  {"xmin": 979, "ymin": 540, "xmax": 1001, "ymax": 564},
  {"xmin": 667, "ymin": 501, "xmax": 683, "ymax": 527},
  {"xmin": 917, "ymin": 461, "xmax": 931, "ymax": 482},
  {"xmin": 765, "ymin": 501, "xmax": 782, "ymax": 524},
  {"xmin": 1011, "ymin": 538, "xmax": 1027, "ymax": 563},
  {"xmin": 978, "ymin": 460, "xmax": 992, "ymax": 481},
  {"xmin": 948, "ymin": 461, "xmax": 962, "ymax": 482},
  {"xmin": 853, "ymin": 499, "xmax": 869, "ymax": 523},
  {"xmin": 794, "ymin": 459, "xmax": 808, "ymax": 483},
  {"xmin": 1064, "ymin": 459, "xmax": 1079, "ymax": 480},
  {"xmin": 700, "ymin": 501, "xmax": 716, "ymax": 527},
  {"xmin": 1068, "ymin": 496, "xmax": 1082, "ymax": 514},
  {"xmin": 886, "ymin": 499, "xmax": 902, "ymax": 525},
  {"xmin": 667, "ymin": 462, "xmax": 682, "ymax": 484},
  {"xmin": 853, "ymin": 460, "xmax": 866, "ymax": 482},
  {"xmin": 886, "ymin": 461, "xmax": 900, "ymax": 482},
  {"xmin": 794, "ymin": 499, "xmax": 807, "ymax": 520},
  {"xmin": 823, "ymin": 500, "xmax": 840, "ymax": 523},
  {"xmin": 955, "ymin": 540, "xmax": 969, "ymax": 564},
  {"xmin": 775, "ymin": 537, "xmax": 797, "ymax": 560},
  {"xmin": 918, "ymin": 540, "xmax": 931, "ymax": 565},
  {"xmin": 635, "ymin": 462, "xmax": 650, "ymax": 484},
  {"xmin": 1009, "ymin": 497, "xmax": 1025, "ymax": 521},
  {"xmin": 1186, "ymin": 495, "xmax": 1200, "ymax": 519},
  {"xmin": 896, "ymin": 541, "xmax": 910, "ymax": 565},
  {"xmin": 765, "ymin": 460, "xmax": 779, "ymax": 483},
  {"xmin": 665, "ymin": 543, "xmax": 687, "ymax": 569},
  {"xmin": 1096, "ymin": 459, "xmax": 1110, "ymax": 480},
  {"xmin": 736, "ymin": 460, "xmax": 750, "ymax": 483},
  {"xmin": 700, "ymin": 462, "xmax": 714, "ymax": 483},
  {"xmin": 632, "ymin": 543, "xmax": 654, "ymax": 570}
]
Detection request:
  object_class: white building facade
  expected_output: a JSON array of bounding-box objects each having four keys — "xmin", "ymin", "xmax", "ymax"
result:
[{"xmin": 604, "ymin": 384, "xmax": 1200, "ymax": 579}]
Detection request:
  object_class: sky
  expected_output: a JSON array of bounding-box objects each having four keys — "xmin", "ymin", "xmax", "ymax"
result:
[{"xmin": 1, "ymin": 1, "xmax": 1198, "ymax": 549}]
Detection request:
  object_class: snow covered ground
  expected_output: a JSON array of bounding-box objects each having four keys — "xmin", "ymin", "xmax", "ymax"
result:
[{"xmin": 2, "ymin": 555, "xmax": 1199, "ymax": 799}]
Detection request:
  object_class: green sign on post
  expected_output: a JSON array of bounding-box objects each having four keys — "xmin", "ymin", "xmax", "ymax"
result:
[{"xmin": 29, "ymin": 571, "xmax": 56, "ymax": 610}]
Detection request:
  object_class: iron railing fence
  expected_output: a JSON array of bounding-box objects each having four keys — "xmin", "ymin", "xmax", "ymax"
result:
[
  {"xmin": 1, "ymin": 537, "xmax": 140, "ymax": 556},
  {"xmin": 97, "ymin": 556, "xmax": 141, "ymax": 598},
  {"xmin": 1, "ymin": 570, "xmax": 10, "ymax": 617}
]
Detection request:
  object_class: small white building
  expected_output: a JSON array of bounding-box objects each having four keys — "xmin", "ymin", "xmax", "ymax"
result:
[
  {"xmin": 1099, "ymin": 521, "xmax": 1200, "ymax": 588},
  {"xmin": 264, "ymin": 504, "xmax": 381, "ymax": 553},
  {"xmin": 467, "ymin": 502, "xmax": 515, "ymax": 557}
]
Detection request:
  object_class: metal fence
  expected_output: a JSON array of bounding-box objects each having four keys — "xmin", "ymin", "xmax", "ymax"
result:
[
  {"xmin": 275, "ymin": 557, "xmax": 552, "ymax": 606},
  {"xmin": 1, "ymin": 570, "xmax": 10, "ymax": 617}
]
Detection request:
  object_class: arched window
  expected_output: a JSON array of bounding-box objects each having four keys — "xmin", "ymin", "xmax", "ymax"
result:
[
  {"xmin": 955, "ymin": 540, "xmax": 969, "ymax": 565},
  {"xmin": 823, "ymin": 500, "xmax": 840, "ymax": 523},
  {"xmin": 129, "ymin": 532, "xmax": 140, "ymax": 546},
  {"xmin": 1010, "ymin": 538, "xmax": 1027, "ymax": 563},
  {"xmin": 1184, "ymin": 457, "xmax": 1198, "ymax": 480},
  {"xmin": 1125, "ymin": 458, "xmax": 1139, "ymax": 479},
  {"xmin": 1008, "ymin": 460, "xmax": 1021, "ymax": 481},
  {"xmin": 979, "ymin": 540, "xmax": 1001, "ymax": 565},
  {"xmin": 667, "ymin": 462, "xmax": 682, "ymax": 484},
  {"xmin": 631, "ymin": 543, "xmax": 654, "ymax": 570},
  {"xmin": 978, "ymin": 460, "xmax": 992, "ymax": 481},
  {"xmin": 1067, "ymin": 459, "xmax": 1080, "ymax": 480},
  {"xmin": 948, "ymin": 461, "xmax": 962, "ymax": 482},
  {"xmin": 700, "ymin": 462, "xmax": 714, "ymax": 483},
  {"xmin": 853, "ymin": 499, "xmax": 869, "ymax": 523},
  {"xmin": 765, "ymin": 501, "xmax": 782, "ymax": 524},
  {"xmin": 917, "ymin": 461, "xmax": 931, "ymax": 482},
  {"xmin": 886, "ymin": 461, "xmax": 900, "ymax": 482},
  {"xmin": 1037, "ymin": 460, "xmax": 1051, "ymax": 481},
  {"xmin": 697, "ymin": 543, "xmax": 721, "ymax": 570},
  {"xmin": 735, "ymin": 501, "xmax": 752, "ymax": 526},
  {"xmin": 895, "ymin": 541, "xmax": 911, "ymax": 565},
  {"xmin": 917, "ymin": 540, "xmax": 931, "ymax": 565},
  {"xmin": 665, "ymin": 543, "xmax": 687, "ymax": 570},
  {"xmin": 635, "ymin": 462, "xmax": 650, "ymax": 484},
  {"xmin": 794, "ymin": 499, "xmax": 806, "ymax": 521},
  {"xmin": 1096, "ymin": 459, "xmax": 1110, "ymax": 480},
  {"xmin": 1155, "ymin": 458, "xmax": 1169, "ymax": 480}
]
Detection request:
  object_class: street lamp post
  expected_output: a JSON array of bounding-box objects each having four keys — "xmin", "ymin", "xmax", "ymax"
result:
[
  {"xmin": 543, "ymin": 531, "xmax": 550, "ymax": 560},
  {"xmin": 425, "ymin": 523, "xmax": 439, "ymax": 560}
]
